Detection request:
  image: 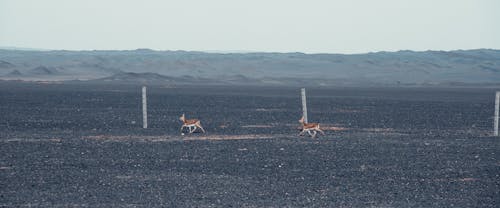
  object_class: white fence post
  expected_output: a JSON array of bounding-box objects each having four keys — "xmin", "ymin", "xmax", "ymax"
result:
[
  {"xmin": 301, "ymin": 88, "xmax": 308, "ymax": 123},
  {"xmin": 142, "ymin": 86, "xmax": 147, "ymax": 129},
  {"xmin": 494, "ymin": 91, "xmax": 499, "ymax": 136}
]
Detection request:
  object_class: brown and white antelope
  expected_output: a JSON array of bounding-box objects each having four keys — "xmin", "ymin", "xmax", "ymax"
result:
[
  {"xmin": 179, "ymin": 113, "xmax": 206, "ymax": 134},
  {"xmin": 298, "ymin": 116, "xmax": 325, "ymax": 138}
]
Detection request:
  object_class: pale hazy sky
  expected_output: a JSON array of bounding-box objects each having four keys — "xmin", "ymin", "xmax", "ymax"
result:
[{"xmin": 0, "ymin": 0, "xmax": 498, "ymax": 53}]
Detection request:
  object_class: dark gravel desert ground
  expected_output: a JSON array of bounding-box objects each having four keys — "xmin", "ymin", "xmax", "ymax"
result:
[{"xmin": 1, "ymin": 82, "xmax": 499, "ymax": 207}]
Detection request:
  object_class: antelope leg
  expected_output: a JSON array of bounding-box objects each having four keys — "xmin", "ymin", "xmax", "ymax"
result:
[
  {"xmin": 299, "ymin": 129, "xmax": 306, "ymax": 136},
  {"xmin": 317, "ymin": 128, "xmax": 325, "ymax": 135},
  {"xmin": 190, "ymin": 126, "xmax": 197, "ymax": 133},
  {"xmin": 197, "ymin": 124, "xmax": 206, "ymax": 133},
  {"xmin": 311, "ymin": 131, "xmax": 317, "ymax": 138}
]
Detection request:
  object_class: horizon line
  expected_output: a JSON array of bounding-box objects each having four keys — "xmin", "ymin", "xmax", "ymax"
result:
[{"xmin": 0, "ymin": 46, "xmax": 498, "ymax": 55}]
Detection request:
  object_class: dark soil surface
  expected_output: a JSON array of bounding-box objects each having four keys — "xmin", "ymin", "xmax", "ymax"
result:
[{"xmin": 1, "ymin": 82, "xmax": 499, "ymax": 207}]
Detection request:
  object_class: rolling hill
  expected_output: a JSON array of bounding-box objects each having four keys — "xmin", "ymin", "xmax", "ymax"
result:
[{"xmin": 1, "ymin": 49, "xmax": 499, "ymax": 86}]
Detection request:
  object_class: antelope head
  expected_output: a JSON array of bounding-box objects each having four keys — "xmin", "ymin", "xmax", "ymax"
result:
[
  {"xmin": 179, "ymin": 113, "xmax": 186, "ymax": 122},
  {"xmin": 298, "ymin": 116, "xmax": 305, "ymax": 124}
]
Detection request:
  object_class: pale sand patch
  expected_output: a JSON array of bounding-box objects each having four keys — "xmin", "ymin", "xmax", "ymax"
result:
[
  {"xmin": 0, "ymin": 166, "xmax": 13, "ymax": 170},
  {"xmin": 183, "ymin": 134, "xmax": 277, "ymax": 141},
  {"xmin": 432, "ymin": 178, "xmax": 479, "ymax": 182},
  {"xmin": 458, "ymin": 178, "xmax": 478, "ymax": 182},
  {"xmin": 1, "ymin": 138, "xmax": 62, "ymax": 143},
  {"xmin": 241, "ymin": 125, "xmax": 273, "ymax": 128},
  {"xmin": 115, "ymin": 175, "xmax": 134, "ymax": 180},
  {"xmin": 85, "ymin": 135, "xmax": 165, "ymax": 142},
  {"xmin": 84, "ymin": 134, "xmax": 279, "ymax": 142},
  {"xmin": 321, "ymin": 126, "xmax": 350, "ymax": 131},
  {"xmin": 358, "ymin": 128, "xmax": 409, "ymax": 136},
  {"xmin": 219, "ymin": 124, "xmax": 229, "ymax": 129},
  {"xmin": 362, "ymin": 128, "xmax": 395, "ymax": 133},
  {"xmin": 336, "ymin": 109, "xmax": 363, "ymax": 113}
]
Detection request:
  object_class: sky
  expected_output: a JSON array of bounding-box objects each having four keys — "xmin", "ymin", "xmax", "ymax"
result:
[{"xmin": 0, "ymin": 0, "xmax": 499, "ymax": 54}]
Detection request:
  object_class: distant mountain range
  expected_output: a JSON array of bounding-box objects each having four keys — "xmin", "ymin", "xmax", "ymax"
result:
[{"xmin": 1, "ymin": 48, "xmax": 499, "ymax": 86}]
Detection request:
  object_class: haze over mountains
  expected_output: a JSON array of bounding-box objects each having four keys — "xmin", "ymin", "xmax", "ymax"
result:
[{"xmin": 0, "ymin": 49, "xmax": 499, "ymax": 86}]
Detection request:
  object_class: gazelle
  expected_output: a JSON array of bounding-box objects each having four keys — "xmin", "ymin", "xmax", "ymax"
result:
[
  {"xmin": 298, "ymin": 116, "xmax": 325, "ymax": 138},
  {"xmin": 179, "ymin": 113, "xmax": 206, "ymax": 134}
]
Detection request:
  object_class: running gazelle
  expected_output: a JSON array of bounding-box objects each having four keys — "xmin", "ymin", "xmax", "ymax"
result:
[
  {"xmin": 179, "ymin": 113, "xmax": 206, "ymax": 134},
  {"xmin": 298, "ymin": 116, "xmax": 325, "ymax": 138}
]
